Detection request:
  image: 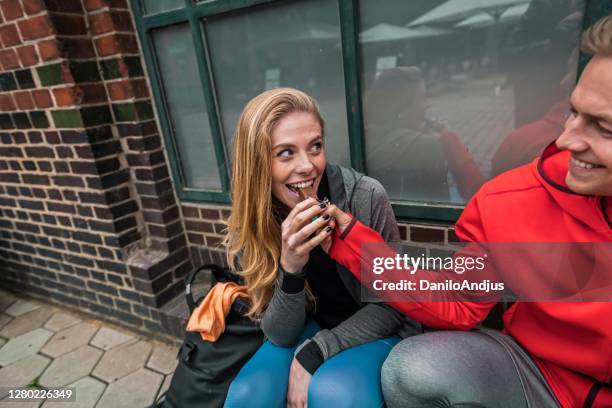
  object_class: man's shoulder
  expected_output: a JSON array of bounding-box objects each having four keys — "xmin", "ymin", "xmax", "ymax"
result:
[{"xmin": 478, "ymin": 161, "xmax": 544, "ymax": 200}]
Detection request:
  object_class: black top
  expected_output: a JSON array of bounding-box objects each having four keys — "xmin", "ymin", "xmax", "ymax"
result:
[{"xmin": 276, "ymin": 172, "xmax": 359, "ymax": 330}]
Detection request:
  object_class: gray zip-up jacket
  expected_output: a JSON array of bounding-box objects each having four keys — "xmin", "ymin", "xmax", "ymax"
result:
[{"xmin": 260, "ymin": 163, "xmax": 421, "ymax": 364}]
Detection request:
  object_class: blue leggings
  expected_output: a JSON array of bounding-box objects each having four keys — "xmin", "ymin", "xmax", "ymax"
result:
[{"xmin": 225, "ymin": 320, "xmax": 400, "ymax": 408}]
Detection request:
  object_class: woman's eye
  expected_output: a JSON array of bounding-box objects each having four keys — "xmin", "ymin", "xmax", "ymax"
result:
[
  {"xmin": 277, "ymin": 149, "xmax": 292, "ymax": 158},
  {"xmin": 311, "ymin": 142, "xmax": 323, "ymax": 153}
]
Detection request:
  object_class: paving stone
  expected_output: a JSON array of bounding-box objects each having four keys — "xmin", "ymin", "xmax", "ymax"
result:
[
  {"xmin": 146, "ymin": 345, "xmax": 177, "ymax": 375},
  {"xmin": 0, "ymin": 354, "xmax": 51, "ymax": 398},
  {"xmin": 39, "ymin": 345, "xmax": 103, "ymax": 388},
  {"xmin": 0, "ymin": 328, "xmax": 53, "ymax": 366},
  {"xmin": 96, "ymin": 368, "xmax": 163, "ymax": 408},
  {"xmin": 90, "ymin": 326, "xmax": 134, "ymax": 351},
  {"xmin": 0, "ymin": 314, "xmax": 12, "ymax": 331},
  {"xmin": 92, "ymin": 340, "xmax": 152, "ymax": 383},
  {"xmin": 0, "ymin": 293, "xmax": 17, "ymax": 313},
  {"xmin": 5, "ymin": 301, "xmax": 40, "ymax": 318},
  {"xmin": 0, "ymin": 308, "xmax": 54, "ymax": 339},
  {"xmin": 0, "ymin": 338, "xmax": 5, "ymax": 348},
  {"xmin": 43, "ymin": 313, "xmax": 81, "ymax": 332},
  {"xmin": 40, "ymin": 322, "xmax": 99, "ymax": 358},
  {"xmin": 41, "ymin": 376, "xmax": 106, "ymax": 408},
  {"xmin": 0, "ymin": 399, "xmax": 42, "ymax": 407},
  {"xmin": 157, "ymin": 374, "xmax": 172, "ymax": 400}
]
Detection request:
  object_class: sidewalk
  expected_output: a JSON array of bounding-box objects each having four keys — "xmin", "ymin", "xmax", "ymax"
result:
[{"xmin": 0, "ymin": 289, "xmax": 178, "ymax": 408}]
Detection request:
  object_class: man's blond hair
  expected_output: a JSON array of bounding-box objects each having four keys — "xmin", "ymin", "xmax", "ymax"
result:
[{"xmin": 581, "ymin": 14, "xmax": 612, "ymax": 56}]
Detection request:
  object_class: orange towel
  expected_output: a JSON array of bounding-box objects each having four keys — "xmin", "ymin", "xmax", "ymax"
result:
[{"xmin": 186, "ymin": 282, "xmax": 249, "ymax": 341}]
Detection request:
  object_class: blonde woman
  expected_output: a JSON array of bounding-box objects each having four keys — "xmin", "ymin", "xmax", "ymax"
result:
[{"xmin": 223, "ymin": 88, "xmax": 419, "ymax": 408}]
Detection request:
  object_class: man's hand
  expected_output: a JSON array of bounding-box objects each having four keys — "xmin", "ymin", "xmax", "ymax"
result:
[{"xmin": 287, "ymin": 357, "xmax": 312, "ymax": 408}]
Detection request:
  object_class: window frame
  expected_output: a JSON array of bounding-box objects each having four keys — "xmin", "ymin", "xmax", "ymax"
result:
[{"xmin": 130, "ymin": 0, "xmax": 605, "ymax": 223}]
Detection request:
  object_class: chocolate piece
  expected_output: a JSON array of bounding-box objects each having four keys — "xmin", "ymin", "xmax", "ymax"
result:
[{"xmin": 298, "ymin": 185, "xmax": 317, "ymax": 201}]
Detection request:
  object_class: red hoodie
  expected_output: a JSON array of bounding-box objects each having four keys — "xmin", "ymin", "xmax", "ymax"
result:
[{"xmin": 330, "ymin": 144, "xmax": 612, "ymax": 407}]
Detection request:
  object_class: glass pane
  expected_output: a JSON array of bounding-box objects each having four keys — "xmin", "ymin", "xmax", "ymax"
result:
[
  {"xmin": 152, "ymin": 24, "xmax": 222, "ymax": 191},
  {"xmin": 359, "ymin": 0, "xmax": 584, "ymax": 204},
  {"xmin": 206, "ymin": 0, "xmax": 350, "ymax": 168},
  {"xmin": 143, "ymin": 0, "xmax": 184, "ymax": 15}
]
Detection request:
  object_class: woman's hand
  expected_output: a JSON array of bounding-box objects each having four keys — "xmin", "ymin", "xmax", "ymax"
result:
[
  {"xmin": 287, "ymin": 357, "xmax": 312, "ymax": 408},
  {"xmin": 281, "ymin": 198, "xmax": 334, "ymax": 273}
]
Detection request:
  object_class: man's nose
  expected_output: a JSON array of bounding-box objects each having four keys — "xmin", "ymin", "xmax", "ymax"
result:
[{"xmin": 556, "ymin": 114, "xmax": 589, "ymax": 151}]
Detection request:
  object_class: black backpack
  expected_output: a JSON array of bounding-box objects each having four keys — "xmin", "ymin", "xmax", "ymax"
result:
[{"xmin": 153, "ymin": 264, "xmax": 264, "ymax": 408}]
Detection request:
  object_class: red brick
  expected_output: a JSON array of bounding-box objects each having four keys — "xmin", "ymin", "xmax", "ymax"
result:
[
  {"xmin": 132, "ymin": 78, "xmax": 149, "ymax": 98},
  {"xmin": 80, "ymin": 83, "xmax": 108, "ymax": 104},
  {"xmin": 111, "ymin": 10, "xmax": 133, "ymax": 32},
  {"xmin": 410, "ymin": 226, "xmax": 446, "ymax": 243},
  {"xmin": 0, "ymin": 94, "xmax": 16, "ymax": 111},
  {"xmin": 32, "ymin": 89, "xmax": 53, "ymax": 108},
  {"xmin": 0, "ymin": 24, "xmax": 21, "ymax": 47},
  {"xmin": 0, "ymin": 0, "xmax": 23, "ymax": 21},
  {"xmin": 398, "ymin": 224, "xmax": 407, "ymax": 240},
  {"xmin": 110, "ymin": 0, "xmax": 127, "ymax": 9},
  {"xmin": 53, "ymin": 87, "xmax": 78, "ymax": 107},
  {"xmin": 60, "ymin": 62, "xmax": 75, "ymax": 84},
  {"xmin": 107, "ymin": 79, "xmax": 133, "ymax": 100},
  {"xmin": 16, "ymin": 45, "xmax": 39, "ymax": 66},
  {"xmin": 447, "ymin": 229, "xmax": 460, "ymax": 243},
  {"xmin": 22, "ymin": 0, "xmax": 44, "ymax": 15},
  {"xmin": 38, "ymin": 39, "xmax": 61, "ymax": 61},
  {"xmin": 18, "ymin": 14, "xmax": 54, "ymax": 40},
  {"xmin": 206, "ymin": 235, "xmax": 222, "ymax": 247},
  {"xmin": 62, "ymin": 38, "xmax": 96, "ymax": 59},
  {"xmin": 61, "ymin": 62, "xmax": 74, "ymax": 84},
  {"xmin": 187, "ymin": 233, "xmax": 205, "ymax": 246},
  {"xmin": 0, "ymin": 48, "xmax": 19, "ymax": 69},
  {"xmin": 94, "ymin": 33, "xmax": 138, "ymax": 57},
  {"xmin": 50, "ymin": 13, "xmax": 87, "ymax": 36},
  {"xmin": 182, "ymin": 206, "xmax": 199, "ymax": 218},
  {"xmin": 14, "ymin": 91, "xmax": 35, "ymax": 110},
  {"xmin": 201, "ymin": 208, "xmax": 220, "ymax": 220},
  {"xmin": 88, "ymin": 12, "xmax": 113, "ymax": 35},
  {"xmin": 83, "ymin": 0, "xmax": 108, "ymax": 11},
  {"xmin": 44, "ymin": 0, "xmax": 82, "ymax": 13}
]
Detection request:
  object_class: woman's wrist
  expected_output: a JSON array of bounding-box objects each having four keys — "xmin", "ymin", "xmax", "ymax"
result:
[
  {"xmin": 295, "ymin": 340, "xmax": 324, "ymax": 375},
  {"xmin": 278, "ymin": 263, "xmax": 305, "ymax": 294},
  {"xmin": 280, "ymin": 258, "xmax": 303, "ymax": 274}
]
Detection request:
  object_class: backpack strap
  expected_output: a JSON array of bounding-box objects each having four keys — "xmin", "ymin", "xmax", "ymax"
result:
[{"xmin": 185, "ymin": 264, "xmax": 228, "ymax": 314}]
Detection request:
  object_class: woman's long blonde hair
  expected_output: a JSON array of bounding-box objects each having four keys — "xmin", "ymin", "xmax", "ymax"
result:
[{"xmin": 224, "ymin": 88, "xmax": 324, "ymax": 319}]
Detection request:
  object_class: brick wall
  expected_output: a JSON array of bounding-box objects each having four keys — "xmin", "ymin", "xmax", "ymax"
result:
[
  {"xmin": 180, "ymin": 201, "xmax": 458, "ymax": 267},
  {"xmin": 0, "ymin": 0, "xmax": 191, "ymax": 340},
  {"xmin": 0, "ymin": 0, "xmax": 458, "ymax": 339}
]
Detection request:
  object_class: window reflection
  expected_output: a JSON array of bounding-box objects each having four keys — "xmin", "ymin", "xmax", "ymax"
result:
[
  {"xmin": 206, "ymin": 0, "xmax": 351, "ymax": 168},
  {"xmin": 152, "ymin": 25, "xmax": 222, "ymax": 191},
  {"xmin": 360, "ymin": 0, "xmax": 584, "ymax": 204}
]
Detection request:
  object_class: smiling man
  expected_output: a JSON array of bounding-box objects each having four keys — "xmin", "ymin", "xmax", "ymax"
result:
[
  {"xmin": 557, "ymin": 39, "xmax": 612, "ymax": 196},
  {"xmin": 326, "ymin": 14, "xmax": 612, "ymax": 408}
]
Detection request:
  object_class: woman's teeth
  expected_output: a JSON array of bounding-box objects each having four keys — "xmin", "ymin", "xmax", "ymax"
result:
[
  {"xmin": 288, "ymin": 179, "xmax": 314, "ymax": 189},
  {"xmin": 572, "ymin": 157, "xmax": 603, "ymax": 169}
]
